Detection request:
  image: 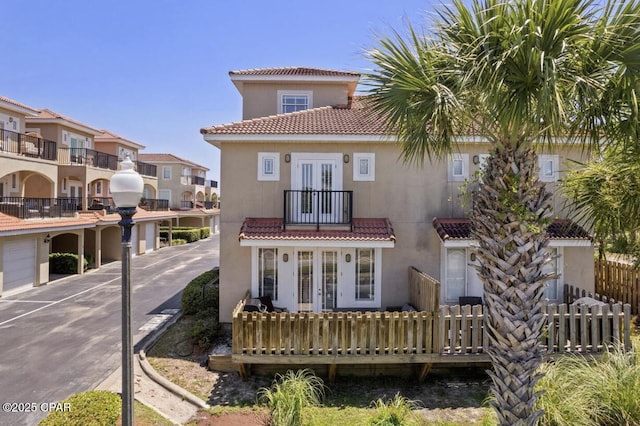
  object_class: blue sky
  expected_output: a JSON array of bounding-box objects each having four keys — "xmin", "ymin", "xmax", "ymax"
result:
[{"xmin": 2, "ymin": 0, "xmax": 434, "ymax": 185}]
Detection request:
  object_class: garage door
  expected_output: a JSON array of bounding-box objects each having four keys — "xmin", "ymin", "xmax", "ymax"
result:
[
  {"xmin": 3, "ymin": 239, "xmax": 36, "ymax": 293},
  {"xmin": 131, "ymin": 225, "xmax": 138, "ymax": 257},
  {"xmin": 145, "ymin": 223, "xmax": 155, "ymax": 253}
]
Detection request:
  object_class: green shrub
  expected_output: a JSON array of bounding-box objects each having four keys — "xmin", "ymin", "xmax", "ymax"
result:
[
  {"xmin": 181, "ymin": 268, "xmax": 219, "ymax": 314},
  {"xmin": 368, "ymin": 393, "xmax": 420, "ymax": 426},
  {"xmin": 39, "ymin": 390, "xmax": 120, "ymax": 426},
  {"xmin": 172, "ymin": 229, "xmax": 201, "ymax": 243},
  {"xmin": 199, "ymin": 226, "xmax": 210, "ymax": 239},
  {"xmin": 171, "ymin": 239, "xmax": 187, "ymax": 246},
  {"xmin": 49, "ymin": 253, "xmax": 88, "ymax": 274},
  {"xmin": 258, "ymin": 369, "xmax": 326, "ymax": 426},
  {"xmin": 181, "ymin": 269, "xmax": 220, "ymax": 348}
]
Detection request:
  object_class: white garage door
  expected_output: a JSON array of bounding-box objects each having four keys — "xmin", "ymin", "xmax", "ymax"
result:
[
  {"xmin": 145, "ymin": 223, "xmax": 155, "ymax": 253},
  {"xmin": 3, "ymin": 239, "xmax": 36, "ymax": 293},
  {"xmin": 131, "ymin": 225, "xmax": 138, "ymax": 257}
]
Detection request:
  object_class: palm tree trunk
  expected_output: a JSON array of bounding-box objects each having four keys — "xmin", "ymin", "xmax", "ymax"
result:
[{"xmin": 470, "ymin": 142, "xmax": 554, "ymax": 426}]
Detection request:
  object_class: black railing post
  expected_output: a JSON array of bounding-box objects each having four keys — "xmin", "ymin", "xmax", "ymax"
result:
[{"xmin": 348, "ymin": 191, "xmax": 353, "ymax": 231}]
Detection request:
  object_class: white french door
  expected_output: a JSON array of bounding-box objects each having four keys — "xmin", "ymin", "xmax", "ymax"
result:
[
  {"xmin": 295, "ymin": 249, "xmax": 339, "ymax": 312},
  {"xmin": 291, "ymin": 153, "xmax": 342, "ymax": 224}
]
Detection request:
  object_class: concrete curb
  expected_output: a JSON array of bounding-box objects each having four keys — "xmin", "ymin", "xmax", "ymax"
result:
[{"xmin": 137, "ymin": 311, "xmax": 210, "ymax": 410}]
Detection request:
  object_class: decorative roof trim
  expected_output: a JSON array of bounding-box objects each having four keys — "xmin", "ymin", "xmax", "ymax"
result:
[{"xmin": 0, "ymin": 97, "xmax": 39, "ymax": 116}]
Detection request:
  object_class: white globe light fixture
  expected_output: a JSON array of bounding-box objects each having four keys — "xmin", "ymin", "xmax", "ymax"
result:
[
  {"xmin": 110, "ymin": 156, "xmax": 144, "ymax": 208},
  {"xmin": 109, "ymin": 155, "xmax": 143, "ymax": 426}
]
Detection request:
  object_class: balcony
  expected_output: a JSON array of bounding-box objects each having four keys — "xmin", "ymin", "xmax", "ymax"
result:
[
  {"xmin": 136, "ymin": 161, "xmax": 157, "ymax": 178},
  {"xmin": 0, "ymin": 129, "xmax": 57, "ymax": 161},
  {"xmin": 284, "ymin": 190, "xmax": 353, "ymax": 230},
  {"xmin": 207, "ymin": 180, "xmax": 218, "ymax": 188},
  {"xmin": 58, "ymin": 147, "xmax": 118, "ymax": 170},
  {"xmin": 139, "ymin": 198, "xmax": 169, "ymax": 211},
  {"xmin": 181, "ymin": 175, "xmax": 206, "ymax": 186},
  {"xmin": 0, "ymin": 197, "xmax": 80, "ymax": 219}
]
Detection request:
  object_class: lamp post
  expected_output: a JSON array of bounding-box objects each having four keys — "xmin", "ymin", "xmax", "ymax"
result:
[{"xmin": 110, "ymin": 156, "xmax": 143, "ymax": 426}]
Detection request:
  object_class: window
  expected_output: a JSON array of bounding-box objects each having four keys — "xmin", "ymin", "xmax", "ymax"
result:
[
  {"xmin": 258, "ymin": 152, "xmax": 280, "ymax": 181},
  {"xmin": 355, "ymin": 248, "xmax": 375, "ymax": 300},
  {"xmin": 538, "ymin": 154, "xmax": 559, "ymax": 182},
  {"xmin": 96, "ymin": 181, "xmax": 102, "ymax": 195},
  {"xmin": 353, "ymin": 153, "xmax": 375, "ymax": 181},
  {"xmin": 448, "ymin": 154, "xmax": 469, "ymax": 182},
  {"xmin": 158, "ymin": 190, "xmax": 171, "ymax": 201},
  {"xmin": 278, "ymin": 90, "xmax": 313, "ymax": 114},
  {"xmin": 62, "ymin": 178, "xmax": 67, "ymax": 191},
  {"xmin": 11, "ymin": 173, "xmax": 17, "ymax": 189},
  {"xmin": 258, "ymin": 248, "xmax": 278, "ymax": 300},
  {"xmin": 162, "ymin": 166, "xmax": 171, "ymax": 180}
]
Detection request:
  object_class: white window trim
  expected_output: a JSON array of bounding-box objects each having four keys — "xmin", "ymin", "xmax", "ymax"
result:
[
  {"xmin": 353, "ymin": 153, "xmax": 375, "ymax": 181},
  {"xmin": 162, "ymin": 166, "xmax": 172, "ymax": 180},
  {"xmin": 539, "ymin": 154, "xmax": 559, "ymax": 182},
  {"xmin": 277, "ymin": 90, "xmax": 313, "ymax": 114},
  {"xmin": 448, "ymin": 153, "xmax": 469, "ymax": 182},
  {"xmin": 258, "ymin": 152, "xmax": 280, "ymax": 181}
]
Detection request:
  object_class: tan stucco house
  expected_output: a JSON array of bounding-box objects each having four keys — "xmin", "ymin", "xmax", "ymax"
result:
[
  {"xmin": 202, "ymin": 67, "xmax": 595, "ymax": 325},
  {"xmin": 0, "ymin": 95, "xmax": 177, "ymax": 296}
]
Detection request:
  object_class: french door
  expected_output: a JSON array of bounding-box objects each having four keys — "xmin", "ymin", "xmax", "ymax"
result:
[
  {"xmin": 296, "ymin": 249, "xmax": 339, "ymax": 312},
  {"xmin": 292, "ymin": 153, "xmax": 342, "ymax": 224}
]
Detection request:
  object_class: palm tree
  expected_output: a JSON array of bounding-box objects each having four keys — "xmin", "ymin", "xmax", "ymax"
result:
[
  {"xmin": 366, "ymin": 0, "xmax": 640, "ymax": 424},
  {"xmin": 562, "ymin": 147, "xmax": 640, "ymax": 263}
]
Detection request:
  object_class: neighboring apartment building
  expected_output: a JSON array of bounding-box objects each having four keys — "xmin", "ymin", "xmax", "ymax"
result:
[
  {"xmin": 137, "ymin": 153, "xmax": 218, "ymax": 209},
  {"xmin": 0, "ymin": 95, "xmax": 175, "ymax": 297},
  {"xmin": 201, "ymin": 67, "xmax": 595, "ymax": 323}
]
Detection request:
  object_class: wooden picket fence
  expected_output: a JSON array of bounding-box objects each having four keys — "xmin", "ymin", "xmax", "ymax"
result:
[
  {"xmin": 594, "ymin": 258, "xmax": 640, "ymax": 315},
  {"xmin": 408, "ymin": 266, "xmax": 440, "ymax": 312}
]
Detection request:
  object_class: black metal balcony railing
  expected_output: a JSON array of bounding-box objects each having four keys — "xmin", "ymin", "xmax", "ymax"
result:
[
  {"xmin": 284, "ymin": 190, "xmax": 353, "ymax": 231},
  {"xmin": 58, "ymin": 147, "xmax": 119, "ymax": 170},
  {"xmin": 87, "ymin": 197, "xmax": 115, "ymax": 213},
  {"xmin": 136, "ymin": 161, "xmax": 157, "ymax": 178},
  {"xmin": 181, "ymin": 200, "xmax": 193, "ymax": 209},
  {"xmin": 139, "ymin": 198, "xmax": 169, "ymax": 211},
  {"xmin": 0, "ymin": 128, "xmax": 57, "ymax": 161},
  {"xmin": 0, "ymin": 197, "xmax": 80, "ymax": 219},
  {"xmin": 207, "ymin": 180, "xmax": 218, "ymax": 188},
  {"xmin": 181, "ymin": 175, "xmax": 205, "ymax": 186},
  {"xmin": 203, "ymin": 201, "xmax": 215, "ymax": 209}
]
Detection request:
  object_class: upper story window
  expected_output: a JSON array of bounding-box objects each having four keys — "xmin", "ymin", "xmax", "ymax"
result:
[
  {"xmin": 278, "ymin": 90, "xmax": 313, "ymax": 114},
  {"xmin": 448, "ymin": 153, "xmax": 469, "ymax": 182},
  {"xmin": 353, "ymin": 153, "xmax": 375, "ymax": 181},
  {"xmin": 162, "ymin": 166, "xmax": 171, "ymax": 180},
  {"xmin": 258, "ymin": 152, "xmax": 280, "ymax": 181},
  {"xmin": 538, "ymin": 154, "xmax": 559, "ymax": 182}
]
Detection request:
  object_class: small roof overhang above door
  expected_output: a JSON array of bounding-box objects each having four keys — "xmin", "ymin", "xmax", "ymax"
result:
[
  {"xmin": 239, "ymin": 217, "xmax": 396, "ymax": 248},
  {"xmin": 432, "ymin": 217, "xmax": 593, "ymax": 248}
]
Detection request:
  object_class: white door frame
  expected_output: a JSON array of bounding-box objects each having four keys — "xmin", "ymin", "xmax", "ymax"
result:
[
  {"xmin": 293, "ymin": 247, "xmax": 341, "ymax": 312},
  {"xmin": 290, "ymin": 153, "xmax": 343, "ymax": 223}
]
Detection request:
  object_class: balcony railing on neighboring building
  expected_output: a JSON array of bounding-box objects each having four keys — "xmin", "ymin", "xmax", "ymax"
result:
[
  {"xmin": 181, "ymin": 175, "xmax": 205, "ymax": 186},
  {"xmin": 284, "ymin": 190, "xmax": 353, "ymax": 230},
  {"xmin": 88, "ymin": 197, "xmax": 115, "ymax": 213},
  {"xmin": 181, "ymin": 200, "xmax": 193, "ymax": 209},
  {"xmin": 207, "ymin": 180, "xmax": 218, "ymax": 188},
  {"xmin": 139, "ymin": 198, "xmax": 169, "ymax": 211},
  {"xmin": 0, "ymin": 197, "xmax": 80, "ymax": 219},
  {"xmin": 0, "ymin": 129, "xmax": 57, "ymax": 161},
  {"xmin": 58, "ymin": 147, "xmax": 119, "ymax": 170},
  {"xmin": 136, "ymin": 161, "xmax": 157, "ymax": 178}
]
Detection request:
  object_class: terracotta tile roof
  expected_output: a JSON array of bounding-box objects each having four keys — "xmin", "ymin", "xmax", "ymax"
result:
[
  {"xmin": 0, "ymin": 95, "xmax": 39, "ymax": 114},
  {"xmin": 137, "ymin": 153, "xmax": 209, "ymax": 170},
  {"xmin": 229, "ymin": 67, "xmax": 361, "ymax": 78},
  {"xmin": 201, "ymin": 97, "xmax": 387, "ymax": 136},
  {"xmin": 95, "ymin": 129, "xmax": 145, "ymax": 149},
  {"xmin": 80, "ymin": 208, "xmax": 177, "ymax": 225},
  {"xmin": 27, "ymin": 109, "xmax": 102, "ymax": 135},
  {"xmin": 239, "ymin": 218, "xmax": 395, "ymax": 242},
  {"xmin": 432, "ymin": 218, "xmax": 592, "ymax": 241},
  {"xmin": 0, "ymin": 212, "xmax": 95, "ymax": 234}
]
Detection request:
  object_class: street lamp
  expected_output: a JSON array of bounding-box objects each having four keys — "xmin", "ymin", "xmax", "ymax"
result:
[{"xmin": 110, "ymin": 156, "xmax": 143, "ymax": 426}]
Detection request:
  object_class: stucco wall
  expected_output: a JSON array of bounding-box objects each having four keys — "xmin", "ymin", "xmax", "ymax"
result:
[
  {"xmin": 217, "ymin": 138, "xmax": 592, "ymax": 322},
  {"xmin": 241, "ymin": 82, "xmax": 351, "ymax": 120}
]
